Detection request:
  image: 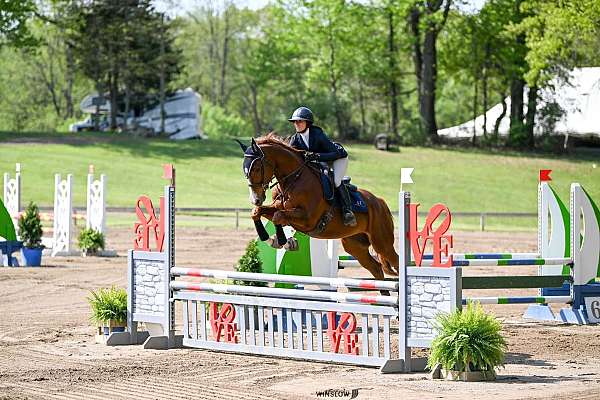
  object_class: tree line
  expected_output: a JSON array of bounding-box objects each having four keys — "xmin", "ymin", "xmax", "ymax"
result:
[{"xmin": 0, "ymin": 0, "xmax": 598, "ymax": 148}]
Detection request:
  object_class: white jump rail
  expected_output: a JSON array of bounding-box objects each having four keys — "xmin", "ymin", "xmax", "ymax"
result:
[{"xmin": 171, "ymin": 267, "xmax": 399, "ymax": 291}]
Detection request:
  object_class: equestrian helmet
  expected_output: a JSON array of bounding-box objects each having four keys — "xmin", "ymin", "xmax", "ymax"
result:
[{"xmin": 288, "ymin": 107, "xmax": 314, "ymax": 123}]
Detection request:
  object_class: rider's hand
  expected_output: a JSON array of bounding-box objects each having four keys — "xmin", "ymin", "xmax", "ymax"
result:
[{"xmin": 304, "ymin": 152, "xmax": 319, "ymax": 162}]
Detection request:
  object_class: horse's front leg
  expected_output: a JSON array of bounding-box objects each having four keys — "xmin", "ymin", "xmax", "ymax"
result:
[
  {"xmin": 251, "ymin": 204, "xmax": 280, "ymax": 221},
  {"xmin": 272, "ymin": 207, "xmax": 308, "ymax": 226},
  {"xmin": 271, "ymin": 208, "xmax": 310, "ymax": 251},
  {"xmin": 251, "ymin": 204, "xmax": 288, "ymax": 247}
]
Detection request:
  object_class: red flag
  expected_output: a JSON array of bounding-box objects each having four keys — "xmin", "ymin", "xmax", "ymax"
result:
[
  {"xmin": 539, "ymin": 169, "xmax": 552, "ymax": 182},
  {"xmin": 163, "ymin": 164, "xmax": 174, "ymax": 180}
]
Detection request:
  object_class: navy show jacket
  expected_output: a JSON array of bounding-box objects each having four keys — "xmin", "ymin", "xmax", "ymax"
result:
[{"xmin": 288, "ymin": 126, "xmax": 347, "ymax": 162}]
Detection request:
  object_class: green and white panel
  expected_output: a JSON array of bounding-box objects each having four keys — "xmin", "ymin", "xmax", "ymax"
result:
[
  {"xmin": 572, "ymin": 184, "xmax": 600, "ymax": 285},
  {"xmin": 538, "ymin": 182, "xmax": 570, "ymax": 278},
  {"xmin": 258, "ymin": 222, "xmax": 338, "ymax": 281}
]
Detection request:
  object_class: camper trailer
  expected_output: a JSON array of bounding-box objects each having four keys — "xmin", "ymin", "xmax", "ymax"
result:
[{"xmin": 70, "ymin": 88, "xmax": 204, "ymax": 140}]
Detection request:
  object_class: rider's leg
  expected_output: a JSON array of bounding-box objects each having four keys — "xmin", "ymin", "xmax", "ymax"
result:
[
  {"xmin": 332, "ymin": 157, "xmax": 356, "ymax": 227},
  {"xmin": 332, "ymin": 157, "xmax": 348, "ymax": 187}
]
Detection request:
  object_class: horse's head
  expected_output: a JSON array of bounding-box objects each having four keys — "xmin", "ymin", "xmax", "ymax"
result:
[{"xmin": 236, "ymin": 138, "xmax": 275, "ymax": 206}]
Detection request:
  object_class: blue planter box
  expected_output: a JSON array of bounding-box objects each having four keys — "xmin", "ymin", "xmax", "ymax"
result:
[
  {"xmin": 21, "ymin": 247, "xmax": 42, "ymax": 267},
  {"xmin": 1, "ymin": 240, "xmax": 23, "ymax": 266},
  {"xmin": 103, "ymin": 326, "xmax": 125, "ymax": 335}
]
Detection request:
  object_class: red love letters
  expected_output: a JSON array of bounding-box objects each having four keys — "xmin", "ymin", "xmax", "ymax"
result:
[
  {"xmin": 409, "ymin": 203, "xmax": 453, "ymax": 267},
  {"xmin": 209, "ymin": 303, "xmax": 239, "ymax": 343},
  {"xmin": 133, "ymin": 195, "xmax": 165, "ymax": 252},
  {"xmin": 327, "ymin": 312, "xmax": 359, "ymax": 355}
]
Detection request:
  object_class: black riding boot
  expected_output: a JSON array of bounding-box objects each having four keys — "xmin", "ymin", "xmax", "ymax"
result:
[{"xmin": 338, "ymin": 185, "xmax": 357, "ymax": 227}]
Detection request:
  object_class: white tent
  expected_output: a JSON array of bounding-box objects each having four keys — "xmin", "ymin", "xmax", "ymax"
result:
[{"xmin": 438, "ymin": 67, "xmax": 600, "ymax": 139}]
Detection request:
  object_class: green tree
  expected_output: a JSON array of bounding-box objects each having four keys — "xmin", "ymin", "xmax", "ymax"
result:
[
  {"xmin": 407, "ymin": 0, "xmax": 452, "ymax": 143},
  {"xmin": 0, "ymin": 0, "xmax": 36, "ymax": 47},
  {"xmin": 517, "ymin": 0, "xmax": 600, "ymax": 86},
  {"xmin": 0, "ymin": 1, "xmax": 93, "ymax": 131},
  {"xmin": 176, "ymin": 2, "xmax": 250, "ymax": 110},
  {"xmin": 175, "ymin": 2, "xmax": 307, "ymax": 136},
  {"xmin": 439, "ymin": 1, "xmax": 524, "ymax": 144},
  {"xmin": 69, "ymin": 0, "xmax": 180, "ymax": 130}
]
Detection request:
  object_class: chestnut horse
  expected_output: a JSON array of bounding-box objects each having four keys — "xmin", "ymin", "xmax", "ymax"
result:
[{"xmin": 238, "ymin": 133, "xmax": 399, "ymax": 280}]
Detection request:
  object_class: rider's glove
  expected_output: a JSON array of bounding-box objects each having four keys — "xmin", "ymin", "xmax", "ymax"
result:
[{"xmin": 304, "ymin": 152, "xmax": 319, "ymax": 162}]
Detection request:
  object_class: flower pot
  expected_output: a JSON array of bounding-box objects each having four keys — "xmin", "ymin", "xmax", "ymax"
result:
[
  {"xmin": 82, "ymin": 249, "xmax": 99, "ymax": 257},
  {"xmin": 21, "ymin": 247, "xmax": 43, "ymax": 267},
  {"xmin": 95, "ymin": 320, "xmax": 127, "ymax": 344},
  {"xmin": 442, "ymin": 369, "xmax": 497, "ymax": 382}
]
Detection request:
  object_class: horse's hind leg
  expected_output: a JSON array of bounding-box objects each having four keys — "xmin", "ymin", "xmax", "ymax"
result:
[
  {"xmin": 342, "ymin": 234, "xmax": 391, "ymax": 296},
  {"xmin": 369, "ymin": 233, "xmax": 400, "ymax": 276},
  {"xmin": 341, "ymin": 234, "xmax": 384, "ymax": 280}
]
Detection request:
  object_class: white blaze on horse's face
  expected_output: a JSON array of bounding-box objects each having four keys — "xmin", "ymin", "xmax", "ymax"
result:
[
  {"xmin": 247, "ymin": 165, "xmax": 267, "ymax": 206},
  {"xmin": 249, "ymin": 185, "xmax": 265, "ymax": 206}
]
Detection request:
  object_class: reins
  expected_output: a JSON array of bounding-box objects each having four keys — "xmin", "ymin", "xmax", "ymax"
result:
[{"xmin": 246, "ymin": 143, "xmax": 313, "ymax": 199}]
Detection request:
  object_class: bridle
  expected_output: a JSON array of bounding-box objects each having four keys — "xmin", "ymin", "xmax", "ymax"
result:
[
  {"xmin": 244, "ymin": 145, "xmax": 311, "ymax": 197},
  {"xmin": 244, "ymin": 153, "xmax": 276, "ymax": 193}
]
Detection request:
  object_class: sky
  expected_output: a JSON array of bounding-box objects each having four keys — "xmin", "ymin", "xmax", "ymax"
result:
[
  {"xmin": 154, "ymin": 0, "xmax": 270, "ymax": 16},
  {"xmin": 154, "ymin": 0, "xmax": 488, "ymax": 17}
]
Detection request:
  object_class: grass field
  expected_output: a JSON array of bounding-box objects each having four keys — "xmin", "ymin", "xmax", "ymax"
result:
[{"xmin": 1, "ymin": 131, "xmax": 598, "ymax": 231}]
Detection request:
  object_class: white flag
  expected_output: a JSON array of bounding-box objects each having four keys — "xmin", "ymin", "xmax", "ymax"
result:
[{"xmin": 400, "ymin": 168, "xmax": 414, "ymax": 184}]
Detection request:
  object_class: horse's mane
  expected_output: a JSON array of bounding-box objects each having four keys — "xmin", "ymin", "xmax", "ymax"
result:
[{"xmin": 255, "ymin": 132, "xmax": 305, "ymax": 156}]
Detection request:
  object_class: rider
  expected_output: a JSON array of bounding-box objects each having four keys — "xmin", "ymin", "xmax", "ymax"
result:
[{"xmin": 287, "ymin": 106, "xmax": 357, "ymax": 227}]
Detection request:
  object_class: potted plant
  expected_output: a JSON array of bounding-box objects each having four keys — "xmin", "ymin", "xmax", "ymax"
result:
[
  {"xmin": 232, "ymin": 240, "xmax": 265, "ymax": 329},
  {"xmin": 234, "ymin": 239, "xmax": 266, "ymax": 287},
  {"xmin": 88, "ymin": 286, "xmax": 127, "ymax": 343},
  {"xmin": 428, "ymin": 302, "xmax": 507, "ymax": 382},
  {"xmin": 78, "ymin": 228, "xmax": 105, "ymax": 256},
  {"xmin": 18, "ymin": 202, "xmax": 44, "ymax": 266}
]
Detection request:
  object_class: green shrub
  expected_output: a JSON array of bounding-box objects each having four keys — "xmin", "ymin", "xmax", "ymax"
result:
[
  {"xmin": 18, "ymin": 202, "xmax": 44, "ymax": 249},
  {"xmin": 234, "ymin": 239, "xmax": 266, "ymax": 287},
  {"xmin": 78, "ymin": 228, "xmax": 105, "ymax": 254},
  {"xmin": 202, "ymin": 101, "xmax": 253, "ymax": 139},
  {"xmin": 87, "ymin": 286, "xmax": 127, "ymax": 324},
  {"xmin": 427, "ymin": 302, "xmax": 507, "ymax": 373}
]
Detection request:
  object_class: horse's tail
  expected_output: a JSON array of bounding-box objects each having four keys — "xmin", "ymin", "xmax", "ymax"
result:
[
  {"xmin": 368, "ymin": 193, "xmax": 400, "ymax": 276},
  {"xmin": 380, "ymin": 203, "xmax": 400, "ymax": 276}
]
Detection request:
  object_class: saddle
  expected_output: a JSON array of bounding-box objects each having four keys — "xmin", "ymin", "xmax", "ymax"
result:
[{"xmin": 313, "ymin": 162, "xmax": 367, "ymax": 213}]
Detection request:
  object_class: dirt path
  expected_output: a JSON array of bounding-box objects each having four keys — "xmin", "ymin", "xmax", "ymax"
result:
[{"xmin": 1, "ymin": 228, "xmax": 600, "ymax": 400}]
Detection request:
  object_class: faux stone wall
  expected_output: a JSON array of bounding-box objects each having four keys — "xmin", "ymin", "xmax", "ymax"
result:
[
  {"xmin": 133, "ymin": 259, "xmax": 166, "ymax": 315},
  {"xmin": 407, "ymin": 276, "xmax": 452, "ymax": 339}
]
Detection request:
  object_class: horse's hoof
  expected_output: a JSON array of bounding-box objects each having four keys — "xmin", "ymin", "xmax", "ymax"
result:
[
  {"xmin": 284, "ymin": 237, "xmax": 299, "ymax": 251},
  {"xmin": 267, "ymin": 237, "xmax": 284, "ymax": 249}
]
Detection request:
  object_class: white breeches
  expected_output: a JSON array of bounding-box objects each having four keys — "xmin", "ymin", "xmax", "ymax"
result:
[{"xmin": 332, "ymin": 157, "xmax": 348, "ymax": 187}]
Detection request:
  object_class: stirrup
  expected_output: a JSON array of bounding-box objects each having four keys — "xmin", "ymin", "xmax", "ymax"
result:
[{"xmin": 343, "ymin": 210, "xmax": 357, "ymax": 227}]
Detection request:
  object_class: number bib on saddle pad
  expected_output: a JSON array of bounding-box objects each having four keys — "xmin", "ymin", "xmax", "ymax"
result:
[{"xmin": 317, "ymin": 166, "xmax": 368, "ymax": 213}]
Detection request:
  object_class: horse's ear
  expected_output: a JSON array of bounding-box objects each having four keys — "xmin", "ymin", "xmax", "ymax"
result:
[
  {"xmin": 234, "ymin": 139, "xmax": 248, "ymax": 152},
  {"xmin": 251, "ymin": 137, "xmax": 264, "ymax": 156}
]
